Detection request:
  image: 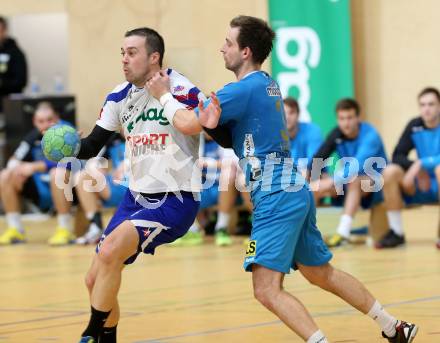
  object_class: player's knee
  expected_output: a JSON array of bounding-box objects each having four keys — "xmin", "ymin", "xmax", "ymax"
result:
[
  {"xmin": 253, "ymin": 283, "xmax": 277, "ymax": 310},
  {"xmin": 84, "ymin": 271, "xmax": 95, "ymax": 293},
  {"xmin": 97, "ymin": 241, "xmax": 120, "ymax": 266},
  {"xmin": 0, "ymin": 169, "xmax": 11, "ymax": 186},
  {"xmin": 303, "ymin": 264, "xmax": 333, "ymax": 288},
  {"xmin": 383, "ymin": 164, "xmax": 402, "ymax": 183}
]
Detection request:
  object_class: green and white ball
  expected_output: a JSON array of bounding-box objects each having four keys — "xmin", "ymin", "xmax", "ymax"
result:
[{"xmin": 42, "ymin": 124, "xmax": 81, "ymax": 162}]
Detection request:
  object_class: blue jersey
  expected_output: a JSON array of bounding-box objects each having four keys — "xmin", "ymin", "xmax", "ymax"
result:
[
  {"xmin": 198, "ymin": 71, "xmax": 291, "ymax": 198},
  {"xmin": 289, "ymin": 122, "xmax": 323, "ymax": 171},
  {"xmin": 314, "ymin": 122, "xmax": 387, "ymax": 184},
  {"xmin": 392, "ymin": 117, "xmax": 440, "ymax": 176}
]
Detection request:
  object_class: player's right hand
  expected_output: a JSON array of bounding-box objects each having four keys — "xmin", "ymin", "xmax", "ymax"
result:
[{"xmin": 198, "ymin": 92, "xmax": 221, "ymax": 129}]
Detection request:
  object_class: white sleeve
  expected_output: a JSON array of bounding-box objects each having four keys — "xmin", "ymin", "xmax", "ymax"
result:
[
  {"xmin": 96, "ymin": 83, "xmax": 129, "ymax": 131},
  {"xmin": 169, "ymin": 69, "xmax": 207, "ymax": 109}
]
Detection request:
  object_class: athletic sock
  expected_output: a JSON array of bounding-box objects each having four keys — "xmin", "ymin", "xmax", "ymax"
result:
[
  {"xmin": 86, "ymin": 211, "xmax": 103, "ymax": 229},
  {"xmin": 336, "ymin": 214, "xmax": 352, "ymax": 238},
  {"xmin": 57, "ymin": 213, "xmax": 72, "ymax": 231},
  {"xmin": 188, "ymin": 222, "xmax": 200, "ymax": 233},
  {"xmin": 367, "ymin": 300, "xmax": 399, "ymax": 337},
  {"xmin": 6, "ymin": 212, "xmax": 24, "ymax": 233},
  {"xmin": 81, "ymin": 306, "xmax": 111, "ymax": 340},
  {"xmin": 215, "ymin": 212, "xmax": 230, "ymax": 231},
  {"xmin": 307, "ymin": 330, "xmax": 328, "ymax": 343},
  {"xmin": 386, "ymin": 210, "xmax": 404, "ymax": 236},
  {"xmin": 100, "ymin": 325, "xmax": 117, "ymax": 343}
]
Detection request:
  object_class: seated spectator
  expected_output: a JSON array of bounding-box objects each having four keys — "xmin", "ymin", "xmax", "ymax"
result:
[
  {"xmin": 284, "ymin": 97, "xmax": 323, "ymax": 178},
  {"xmin": 310, "ymin": 98, "xmax": 387, "ymax": 247},
  {"xmin": 75, "ymin": 134, "xmax": 126, "ymax": 245},
  {"xmin": 0, "ymin": 102, "xmax": 77, "ymax": 245},
  {"xmin": 380, "ymin": 87, "xmax": 440, "ymax": 249}
]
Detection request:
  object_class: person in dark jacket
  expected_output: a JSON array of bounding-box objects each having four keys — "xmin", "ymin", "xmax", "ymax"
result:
[{"xmin": 0, "ymin": 16, "xmax": 27, "ymax": 110}]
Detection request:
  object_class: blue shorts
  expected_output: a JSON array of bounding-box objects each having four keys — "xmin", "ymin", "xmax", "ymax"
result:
[
  {"xmin": 102, "ymin": 175, "xmax": 127, "ymax": 208},
  {"xmin": 244, "ymin": 187, "xmax": 332, "ymax": 274},
  {"xmin": 200, "ymin": 186, "xmax": 219, "ymax": 209},
  {"xmin": 404, "ymin": 178, "xmax": 438, "ymax": 204},
  {"xmin": 96, "ymin": 189, "xmax": 199, "ymax": 264}
]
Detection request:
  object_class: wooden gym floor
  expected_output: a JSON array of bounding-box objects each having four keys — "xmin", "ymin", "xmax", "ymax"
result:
[{"xmin": 0, "ymin": 206, "xmax": 439, "ymax": 342}]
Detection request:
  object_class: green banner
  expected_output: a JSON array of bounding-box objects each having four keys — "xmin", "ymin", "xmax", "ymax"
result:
[{"xmin": 269, "ymin": 0, "xmax": 354, "ymax": 134}]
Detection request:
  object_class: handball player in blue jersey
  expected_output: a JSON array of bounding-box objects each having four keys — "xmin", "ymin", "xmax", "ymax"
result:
[
  {"xmin": 381, "ymin": 87, "xmax": 440, "ymax": 249},
  {"xmin": 310, "ymin": 99, "xmax": 388, "ymax": 248},
  {"xmin": 147, "ymin": 15, "xmax": 417, "ymax": 343}
]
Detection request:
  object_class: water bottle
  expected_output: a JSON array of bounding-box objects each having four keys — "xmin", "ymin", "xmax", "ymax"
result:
[
  {"xmin": 53, "ymin": 74, "xmax": 64, "ymax": 93},
  {"xmin": 30, "ymin": 76, "xmax": 40, "ymax": 94}
]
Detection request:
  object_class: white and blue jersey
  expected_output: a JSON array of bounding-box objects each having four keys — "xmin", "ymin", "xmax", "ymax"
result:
[
  {"xmin": 289, "ymin": 122, "xmax": 323, "ymax": 171},
  {"xmin": 95, "ymin": 69, "xmax": 204, "ymax": 264},
  {"xmin": 199, "ymin": 71, "xmax": 332, "ymax": 274}
]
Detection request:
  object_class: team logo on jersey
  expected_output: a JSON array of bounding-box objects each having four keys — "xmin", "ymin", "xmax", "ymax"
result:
[
  {"xmin": 246, "ymin": 240, "xmax": 257, "ymax": 257},
  {"xmin": 173, "ymin": 85, "xmax": 185, "ymax": 92},
  {"xmin": 127, "ymin": 108, "xmax": 169, "ymax": 132},
  {"xmin": 266, "ymin": 81, "xmax": 281, "ymax": 97},
  {"xmin": 127, "ymin": 133, "xmax": 171, "ymax": 156},
  {"xmin": 243, "ymin": 134, "xmax": 255, "ymax": 157}
]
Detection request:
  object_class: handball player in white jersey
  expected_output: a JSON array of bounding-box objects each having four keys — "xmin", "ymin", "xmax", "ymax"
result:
[{"xmin": 77, "ymin": 27, "xmax": 219, "ymax": 343}]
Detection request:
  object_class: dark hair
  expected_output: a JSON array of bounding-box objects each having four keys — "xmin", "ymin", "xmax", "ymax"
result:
[
  {"xmin": 283, "ymin": 97, "xmax": 300, "ymax": 114},
  {"xmin": 418, "ymin": 87, "xmax": 440, "ymax": 102},
  {"xmin": 0, "ymin": 16, "xmax": 7, "ymax": 29},
  {"xmin": 230, "ymin": 15, "xmax": 275, "ymax": 65},
  {"xmin": 335, "ymin": 98, "xmax": 360, "ymax": 116},
  {"xmin": 125, "ymin": 27, "xmax": 165, "ymax": 67}
]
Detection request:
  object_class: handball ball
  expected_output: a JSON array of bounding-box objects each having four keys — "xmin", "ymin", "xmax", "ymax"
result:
[{"xmin": 42, "ymin": 124, "xmax": 81, "ymax": 162}]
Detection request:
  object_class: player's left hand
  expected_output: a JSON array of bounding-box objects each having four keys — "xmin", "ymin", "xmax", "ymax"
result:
[
  {"xmin": 416, "ymin": 169, "xmax": 431, "ymax": 192},
  {"xmin": 198, "ymin": 92, "xmax": 221, "ymax": 129},
  {"xmin": 402, "ymin": 160, "xmax": 421, "ymax": 193},
  {"xmin": 146, "ymin": 70, "xmax": 170, "ymax": 100}
]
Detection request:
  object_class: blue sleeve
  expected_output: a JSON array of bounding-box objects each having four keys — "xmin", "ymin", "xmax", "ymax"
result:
[
  {"xmin": 216, "ymin": 82, "xmax": 250, "ymax": 125},
  {"xmin": 334, "ymin": 128, "xmax": 384, "ymax": 185},
  {"xmin": 306, "ymin": 125, "xmax": 323, "ymax": 169},
  {"xmin": 195, "ymin": 82, "xmax": 250, "ymax": 125},
  {"xmin": 421, "ymin": 155, "xmax": 440, "ymax": 172}
]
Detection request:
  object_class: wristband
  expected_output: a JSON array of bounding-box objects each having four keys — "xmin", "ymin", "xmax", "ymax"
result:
[
  {"xmin": 161, "ymin": 95, "xmax": 182, "ymax": 126},
  {"xmin": 159, "ymin": 92, "xmax": 174, "ymax": 106}
]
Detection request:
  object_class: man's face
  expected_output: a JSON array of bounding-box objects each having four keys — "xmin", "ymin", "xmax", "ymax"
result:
[
  {"xmin": 337, "ymin": 109, "xmax": 360, "ymax": 137},
  {"xmin": 221, "ymin": 27, "xmax": 244, "ymax": 73},
  {"xmin": 33, "ymin": 109, "xmax": 59, "ymax": 134},
  {"xmin": 121, "ymin": 35, "xmax": 150, "ymax": 86},
  {"xmin": 284, "ymin": 104, "xmax": 299, "ymax": 131},
  {"xmin": 418, "ymin": 93, "xmax": 440, "ymax": 124}
]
